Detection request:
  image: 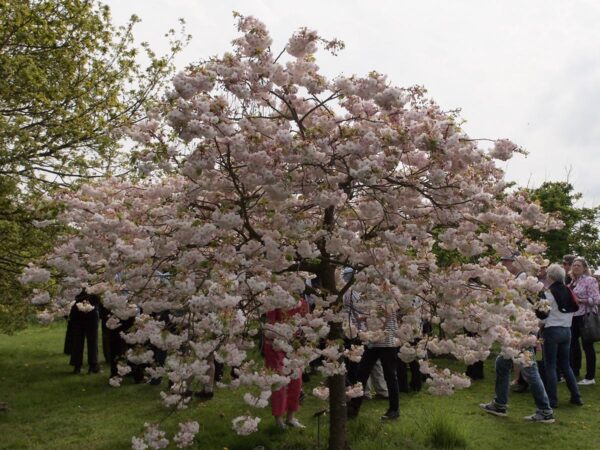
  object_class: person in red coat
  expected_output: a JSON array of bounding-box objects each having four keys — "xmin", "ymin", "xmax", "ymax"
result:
[{"xmin": 263, "ymin": 296, "xmax": 309, "ymax": 430}]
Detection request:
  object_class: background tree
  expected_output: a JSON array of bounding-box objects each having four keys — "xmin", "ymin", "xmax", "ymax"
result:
[
  {"xmin": 0, "ymin": 177, "xmax": 63, "ymax": 333},
  {"xmin": 0, "ymin": 0, "xmax": 185, "ymax": 332},
  {"xmin": 526, "ymin": 181, "xmax": 600, "ymax": 266},
  {"xmin": 25, "ymin": 16, "xmax": 558, "ymax": 450}
]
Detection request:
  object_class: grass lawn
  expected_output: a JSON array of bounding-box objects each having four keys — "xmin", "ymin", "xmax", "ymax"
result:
[{"xmin": 2, "ymin": 323, "xmax": 600, "ymax": 449}]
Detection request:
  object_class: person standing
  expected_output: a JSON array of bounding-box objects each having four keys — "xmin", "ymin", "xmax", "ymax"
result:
[
  {"xmin": 342, "ymin": 268, "xmax": 363, "ymax": 387},
  {"xmin": 67, "ymin": 289, "xmax": 101, "ymax": 374},
  {"xmin": 479, "ymin": 253, "xmax": 555, "ymax": 423},
  {"xmin": 501, "ymin": 253, "xmax": 529, "ymax": 393},
  {"xmin": 347, "ymin": 302, "xmax": 400, "ymax": 420},
  {"xmin": 569, "ymin": 257, "xmax": 600, "ymax": 385},
  {"xmin": 541, "ymin": 264, "xmax": 582, "ymax": 407},
  {"xmin": 263, "ymin": 296, "xmax": 309, "ymax": 430},
  {"xmin": 562, "ymin": 255, "xmax": 576, "ymax": 285}
]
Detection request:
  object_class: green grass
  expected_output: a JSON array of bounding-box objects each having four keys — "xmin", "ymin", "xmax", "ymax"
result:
[{"xmin": 2, "ymin": 324, "xmax": 600, "ymax": 449}]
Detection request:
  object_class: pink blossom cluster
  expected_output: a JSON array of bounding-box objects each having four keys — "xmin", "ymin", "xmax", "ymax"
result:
[
  {"xmin": 132, "ymin": 423, "xmax": 169, "ymax": 450},
  {"xmin": 231, "ymin": 415, "xmax": 261, "ymax": 436}
]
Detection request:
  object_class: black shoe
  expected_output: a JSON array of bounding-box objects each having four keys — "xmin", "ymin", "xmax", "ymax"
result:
[
  {"xmin": 88, "ymin": 365, "xmax": 101, "ymax": 374},
  {"xmin": 479, "ymin": 401, "xmax": 508, "ymax": 417},
  {"xmin": 194, "ymin": 390, "xmax": 214, "ymax": 400},
  {"xmin": 381, "ymin": 410, "xmax": 399, "ymax": 420},
  {"xmin": 73, "ymin": 366, "xmax": 82, "ymax": 374},
  {"xmin": 570, "ymin": 398, "xmax": 584, "ymax": 406}
]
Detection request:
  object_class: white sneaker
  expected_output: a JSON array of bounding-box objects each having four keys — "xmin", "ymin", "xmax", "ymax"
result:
[
  {"xmin": 286, "ymin": 418, "xmax": 306, "ymax": 429},
  {"xmin": 577, "ymin": 378, "xmax": 596, "ymax": 386}
]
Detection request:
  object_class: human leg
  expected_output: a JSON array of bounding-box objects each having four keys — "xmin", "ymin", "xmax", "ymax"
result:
[
  {"xmin": 520, "ymin": 357, "xmax": 553, "ymax": 416},
  {"xmin": 85, "ymin": 314, "xmax": 100, "ymax": 372},
  {"xmin": 397, "ymin": 360, "xmax": 409, "ymax": 393},
  {"xmin": 348, "ymin": 347, "xmax": 379, "ymax": 415},
  {"xmin": 581, "ymin": 339, "xmax": 596, "ymax": 381},
  {"xmin": 370, "ymin": 360, "xmax": 389, "ymax": 397},
  {"xmin": 69, "ymin": 320, "xmax": 85, "ymax": 372},
  {"xmin": 466, "ymin": 360, "xmax": 484, "ymax": 380},
  {"xmin": 556, "ymin": 328, "xmax": 581, "ymax": 403},
  {"xmin": 409, "ymin": 360, "xmax": 422, "ymax": 391},
  {"xmin": 493, "ymin": 355, "xmax": 513, "ymax": 407},
  {"xmin": 284, "ymin": 370, "xmax": 305, "ymax": 428},
  {"xmin": 570, "ymin": 318, "xmax": 582, "ymax": 377},
  {"xmin": 542, "ymin": 327, "xmax": 559, "ymax": 407},
  {"xmin": 379, "ymin": 347, "xmax": 400, "ymax": 416},
  {"xmin": 263, "ymin": 342, "xmax": 287, "ymax": 419}
]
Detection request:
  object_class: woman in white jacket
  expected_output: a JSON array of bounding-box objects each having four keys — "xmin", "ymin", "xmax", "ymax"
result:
[{"xmin": 542, "ymin": 264, "xmax": 582, "ymax": 408}]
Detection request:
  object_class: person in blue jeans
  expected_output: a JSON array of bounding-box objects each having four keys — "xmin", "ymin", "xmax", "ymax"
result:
[
  {"xmin": 480, "ymin": 253, "xmax": 554, "ymax": 423},
  {"xmin": 480, "ymin": 352, "xmax": 555, "ymax": 423},
  {"xmin": 541, "ymin": 264, "xmax": 582, "ymax": 408}
]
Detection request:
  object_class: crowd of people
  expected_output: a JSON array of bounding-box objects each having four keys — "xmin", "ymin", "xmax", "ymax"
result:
[
  {"xmin": 61, "ymin": 253, "xmax": 600, "ymax": 428},
  {"xmin": 480, "ymin": 254, "xmax": 600, "ymax": 423}
]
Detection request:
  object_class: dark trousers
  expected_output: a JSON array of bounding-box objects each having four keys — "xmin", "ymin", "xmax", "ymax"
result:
[
  {"xmin": 109, "ymin": 332, "xmax": 144, "ymax": 382},
  {"xmin": 69, "ymin": 315, "xmax": 99, "ymax": 369},
  {"xmin": 344, "ymin": 338, "xmax": 361, "ymax": 387},
  {"xmin": 350, "ymin": 346, "xmax": 399, "ymax": 413},
  {"xmin": 465, "ymin": 361, "xmax": 484, "ymax": 380},
  {"xmin": 397, "ymin": 360, "xmax": 422, "ymax": 392},
  {"xmin": 571, "ymin": 315, "xmax": 596, "ymax": 380},
  {"xmin": 101, "ymin": 322, "xmax": 111, "ymax": 364},
  {"xmin": 109, "ymin": 328, "xmax": 127, "ymax": 377}
]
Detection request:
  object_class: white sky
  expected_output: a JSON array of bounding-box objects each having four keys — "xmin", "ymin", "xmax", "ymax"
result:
[{"xmin": 104, "ymin": 0, "xmax": 600, "ymax": 205}]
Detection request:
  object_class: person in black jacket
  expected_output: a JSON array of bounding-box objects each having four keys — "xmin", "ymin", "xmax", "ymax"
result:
[{"xmin": 66, "ymin": 289, "xmax": 101, "ymax": 374}]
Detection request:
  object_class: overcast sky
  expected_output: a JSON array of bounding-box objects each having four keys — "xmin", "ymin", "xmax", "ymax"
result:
[{"xmin": 104, "ymin": 0, "xmax": 600, "ymax": 205}]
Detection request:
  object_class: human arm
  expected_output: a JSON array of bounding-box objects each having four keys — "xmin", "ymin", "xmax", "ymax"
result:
[{"xmin": 574, "ymin": 276, "xmax": 600, "ymax": 306}]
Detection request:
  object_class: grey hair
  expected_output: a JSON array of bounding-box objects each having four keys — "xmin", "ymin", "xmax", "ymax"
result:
[{"xmin": 546, "ymin": 264, "xmax": 565, "ymax": 283}]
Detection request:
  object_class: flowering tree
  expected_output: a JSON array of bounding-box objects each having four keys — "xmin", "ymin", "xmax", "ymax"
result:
[{"xmin": 24, "ymin": 15, "xmax": 560, "ymax": 450}]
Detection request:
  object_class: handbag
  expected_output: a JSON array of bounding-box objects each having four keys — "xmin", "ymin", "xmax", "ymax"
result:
[{"xmin": 580, "ymin": 312, "xmax": 600, "ymax": 343}]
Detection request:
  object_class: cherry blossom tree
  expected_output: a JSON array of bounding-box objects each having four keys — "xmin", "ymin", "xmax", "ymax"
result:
[{"xmin": 24, "ymin": 15, "xmax": 560, "ymax": 450}]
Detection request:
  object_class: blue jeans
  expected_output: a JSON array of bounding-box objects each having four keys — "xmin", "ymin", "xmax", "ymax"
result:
[
  {"xmin": 494, "ymin": 353, "xmax": 553, "ymax": 415},
  {"xmin": 543, "ymin": 326, "xmax": 581, "ymax": 407}
]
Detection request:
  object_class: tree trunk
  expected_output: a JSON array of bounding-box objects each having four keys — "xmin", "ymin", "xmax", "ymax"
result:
[
  {"xmin": 318, "ymin": 258, "xmax": 348, "ymax": 449},
  {"xmin": 328, "ymin": 372, "xmax": 347, "ymax": 450}
]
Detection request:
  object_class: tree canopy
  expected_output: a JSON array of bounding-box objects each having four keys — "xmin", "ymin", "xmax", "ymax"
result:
[
  {"xmin": 24, "ymin": 15, "xmax": 559, "ymax": 449},
  {"xmin": 526, "ymin": 181, "xmax": 600, "ymax": 267}
]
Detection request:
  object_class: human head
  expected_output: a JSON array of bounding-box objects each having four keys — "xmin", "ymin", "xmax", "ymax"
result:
[
  {"xmin": 571, "ymin": 257, "xmax": 590, "ymax": 277},
  {"xmin": 562, "ymin": 254, "xmax": 575, "ymax": 272},
  {"xmin": 546, "ymin": 264, "xmax": 566, "ymax": 284},
  {"xmin": 500, "ymin": 252, "xmax": 520, "ymax": 275},
  {"xmin": 342, "ymin": 267, "xmax": 354, "ymax": 283},
  {"xmin": 534, "ymin": 256, "xmax": 550, "ymax": 279}
]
